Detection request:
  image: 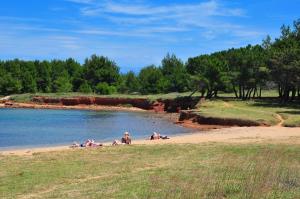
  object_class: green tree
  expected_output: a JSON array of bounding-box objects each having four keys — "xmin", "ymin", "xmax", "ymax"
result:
[
  {"xmin": 138, "ymin": 65, "xmax": 164, "ymax": 94},
  {"xmin": 161, "ymin": 53, "xmax": 189, "ymax": 92},
  {"xmin": 35, "ymin": 61, "xmax": 52, "ymax": 93},
  {"xmin": 187, "ymin": 55, "xmax": 229, "ymax": 98},
  {"xmin": 65, "ymin": 58, "xmax": 83, "ymax": 92},
  {"xmin": 20, "ymin": 61, "xmax": 37, "ymax": 93},
  {"xmin": 119, "ymin": 71, "xmax": 140, "ymax": 93},
  {"xmin": 269, "ymin": 21, "xmax": 300, "ymax": 101},
  {"xmin": 78, "ymin": 81, "xmax": 92, "ymax": 93},
  {"xmin": 95, "ymin": 82, "xmax": 116, "ymax": 94},
  {"xmin": 83, "ymin": 55, "xmax": 120, "ymax": 91},
  {"xmin": 53, "ymin": 71, "xmax": 73, "ymax": 93}
]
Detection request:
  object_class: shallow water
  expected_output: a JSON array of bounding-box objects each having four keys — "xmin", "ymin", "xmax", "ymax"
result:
[{"xmin": 0, "ymin": 108, "xmax": 193, "ymax": 149}]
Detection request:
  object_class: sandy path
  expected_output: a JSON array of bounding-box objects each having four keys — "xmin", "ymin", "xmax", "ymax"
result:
[
  {"xmin": 275, "ymin": 113, "xmax": 284, "ymax": 127},
  {"xmin": 1, "ymin": 126, "xmax": 299, "ymax": 156}
]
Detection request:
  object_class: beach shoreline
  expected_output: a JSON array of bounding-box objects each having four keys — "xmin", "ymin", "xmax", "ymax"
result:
[{"xmin": 1, "ymin": 126, "xmax": 299, "ymax": 156}]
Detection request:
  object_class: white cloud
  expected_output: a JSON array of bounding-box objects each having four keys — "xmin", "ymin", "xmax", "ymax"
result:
[
  {"xmin": 75, "ymin": 0, "xmax": 255, "ymax": 38},
  {"xmin": 81, "ymin": 0, "xmax": 244, "ymax": 17}
]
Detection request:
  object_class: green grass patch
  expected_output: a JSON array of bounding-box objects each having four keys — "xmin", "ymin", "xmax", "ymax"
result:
[
  {"xmin": 281, "ymin": 113, "xmax": 300, "ymax": 127},
  {"xmin": 0, "ymin": 144, "xmax": 299, "ymax": 198},
  {"xmin": 193, "ymin": 99, "xmax": 300, "ymax": 126}
]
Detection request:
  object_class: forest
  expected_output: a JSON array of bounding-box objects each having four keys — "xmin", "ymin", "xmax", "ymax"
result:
[{"xmin": 0, "ymin": 19, "xmax": 299, "ymax": 102}]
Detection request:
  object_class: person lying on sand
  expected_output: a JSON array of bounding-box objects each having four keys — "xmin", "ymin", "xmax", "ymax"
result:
[
  {"xmin": 84, "ymin": 139, "xmax": 103, "ymax": 147},
  {"xmin": 150, "ymin": 132, "xmax": 170, "ymax": 140},
  {"xmin": 70, "ymin": 141, "xmax": 80, "ymax": 148},
  {"xmin": 112, "ymin": 132, "xmax": 132, "ymax": 145},
  {"xmin": 71, "ymin": 139, "xmax": 102, "ymax": 148},
  {"xmin": 90, "ymin": 139, "xmax": 103, "ymax": 147}
]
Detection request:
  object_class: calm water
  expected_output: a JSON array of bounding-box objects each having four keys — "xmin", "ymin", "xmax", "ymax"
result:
[{"xmin": 0, "ymin": 108, "xmax": 193, "ymax": 149}]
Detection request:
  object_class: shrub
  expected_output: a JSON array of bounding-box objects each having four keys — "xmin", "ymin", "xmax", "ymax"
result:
[
  {"xmin": 95, "ymin": 82, "xmax": 116, "ymax": 94},
  {"xmin": 79, "ymin": 81, "xmax": 92, "ymax": 93}
]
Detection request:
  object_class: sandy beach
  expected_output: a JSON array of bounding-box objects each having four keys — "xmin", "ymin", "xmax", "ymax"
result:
[{"xmin": 1, "ymin": 126, "xmax": 299, "ymax": 156}]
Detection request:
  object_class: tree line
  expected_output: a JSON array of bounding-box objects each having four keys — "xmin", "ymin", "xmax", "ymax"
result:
[{"xmin": 0, "ymin": 19, "xmax": 299, "ymax": 102}]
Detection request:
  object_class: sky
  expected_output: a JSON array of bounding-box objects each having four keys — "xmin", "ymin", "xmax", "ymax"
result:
[{"xmin": 0, "ymin": 0, "xmax": 299, "ymax": 72}]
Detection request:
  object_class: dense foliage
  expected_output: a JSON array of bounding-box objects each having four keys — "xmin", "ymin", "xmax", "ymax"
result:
[{"xmin": 1, "ymin": 19, "xmax": 300, "ymax": 102}]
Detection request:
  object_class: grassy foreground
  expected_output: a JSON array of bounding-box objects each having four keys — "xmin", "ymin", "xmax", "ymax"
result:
[{"xmin": 0, "ymin": 144, "xmax": 299, "ymax": 198}]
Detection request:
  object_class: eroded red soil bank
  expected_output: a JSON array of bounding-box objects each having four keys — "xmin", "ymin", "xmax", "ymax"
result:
[
  {"xmin": 31, "ymin": 96, "xmax": 199, "ymax": 113},
  {"xmin": 179, "ymin": 110, "xmax": 263, "ymax": 127},
  {"xmin": 33, "ymin": 96, "xmax": 154, "ymax": 110}
]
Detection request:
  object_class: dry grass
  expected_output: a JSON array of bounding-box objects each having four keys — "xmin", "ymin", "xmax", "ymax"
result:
[{"xmin": 0, "ymin": 144, "xmax": 299, "ymax": 198}]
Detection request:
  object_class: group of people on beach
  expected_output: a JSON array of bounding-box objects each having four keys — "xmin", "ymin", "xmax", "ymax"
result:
[{"xmin": 71, "ymin": 131, "xmax": 169, "ymax": 148}]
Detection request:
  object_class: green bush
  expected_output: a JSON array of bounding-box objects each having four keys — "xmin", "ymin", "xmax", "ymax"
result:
[
  {"xmin": 95, "ymin": 82, "xmax": 116, "ymax": 94},
  {"xmin": 79, "ymin": 81, "xmax": 92, "ymax": 93}
]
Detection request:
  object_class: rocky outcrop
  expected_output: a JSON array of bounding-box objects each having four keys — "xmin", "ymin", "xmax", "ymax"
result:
[
  {"xmin": 179, "ymin": 110, "xmax": 263, "ymax": 127},
  {"xmin": 152, "ymin": 101, "xmax": 165, "ymax": 112},
  {"xmin": 163, "ymin": 96, "xmax": 200, "ymax": 112}
]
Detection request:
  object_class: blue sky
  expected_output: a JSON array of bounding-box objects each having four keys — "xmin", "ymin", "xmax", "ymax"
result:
[{"xmin": 0, "ymin": 0, "xmax": 299, "ymax": 72}]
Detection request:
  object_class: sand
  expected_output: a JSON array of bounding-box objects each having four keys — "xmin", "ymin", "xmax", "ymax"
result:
[{"xmin": 1, "ymin": 126, "xmax": 299, "ymax": 156}]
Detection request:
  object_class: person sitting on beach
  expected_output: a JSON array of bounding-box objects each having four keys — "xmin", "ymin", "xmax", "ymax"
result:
[
  {"xmin": 122, "ymin": 132, "xmax": 132, "ymax": 144},
  {"xmin": 112, "ymin": 132, "xmax": 132, "ymax": 145},
  {"xmin": 150, "ymin": 132, "xmax": 160, "ymax": 140},
  {"xmin": 112, "ymin": 132, "xmax": 131, "ymax": 146},
  {"xmin": 150, "ymin": 132, "xmax": 170, "ymax": 140}
]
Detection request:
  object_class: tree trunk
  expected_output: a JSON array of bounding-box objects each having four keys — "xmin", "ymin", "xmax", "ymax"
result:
[
  {"xmin": 245, "ymin": 88, "xmax": 251, "ymax": 99},
  {"xmin": 252, "ymin": 87, "xmax": 257, "ymax": 98},
  {"xmin": 233, "ymin": 85, "xmax": 238, "ymax": 98},
  {"xmin": 248, "ymin": 88, "xmax": 254, "ymax": 99},
  {"xmin": 283, "ymin": 87, "xmax": 290, "ymax": 102},
  {"xmin": 291, "ymin": 88, "xmax": 296, "ymax": 101},
  {"xmin": 206, "ymin": 89, "xmax": 212, "ymax": 99},
  {"xmin": 259, "ymin": 87, "xmax": 262, "ymax": 98},
  {"xmin": 278, "ymin": 85, "xmax": 282, "ymax": 98}
]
